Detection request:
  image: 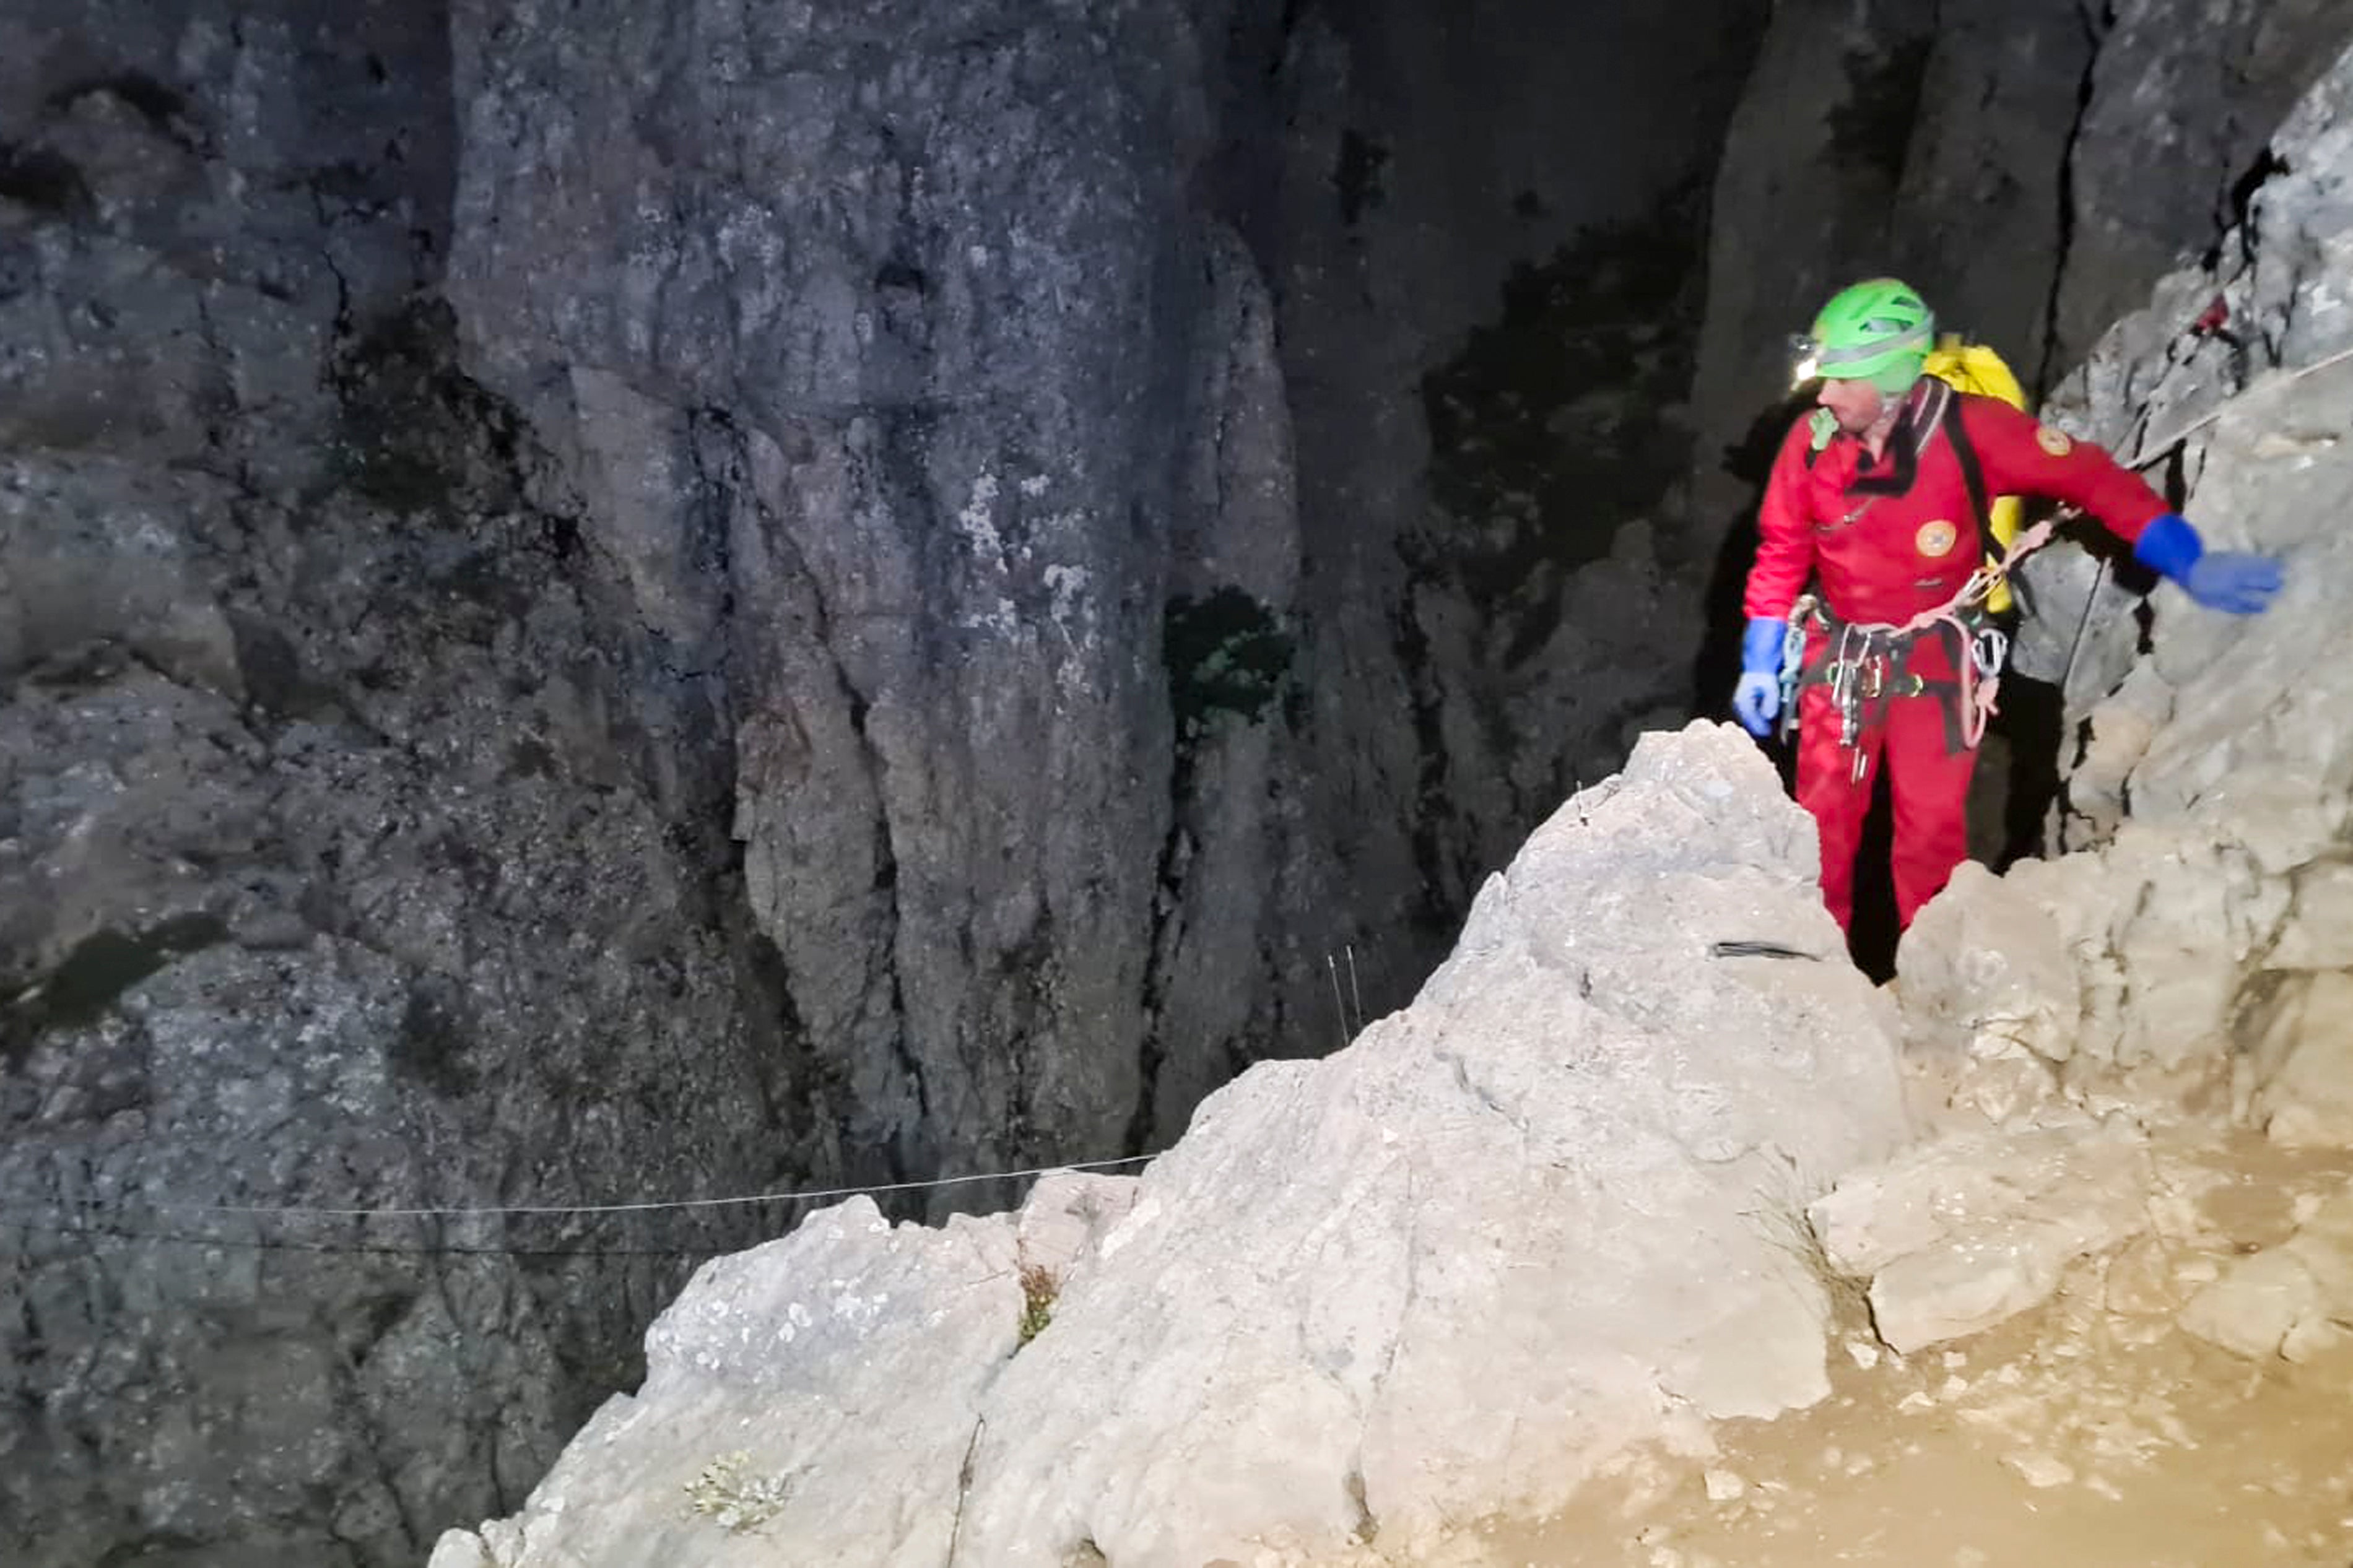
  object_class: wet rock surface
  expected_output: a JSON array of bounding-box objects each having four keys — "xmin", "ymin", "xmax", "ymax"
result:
[{"xmin": 1497, "ymin": 1132, "xmax": 2353, "ymax": 1568}]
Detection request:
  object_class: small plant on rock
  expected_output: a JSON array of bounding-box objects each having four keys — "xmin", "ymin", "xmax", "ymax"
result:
[
  {"xmin": 681, "ymin": 1451, "xmax": 792, "ymax": 1535},
  {"xmin": 1017, "ymin": 1260, "xmax": 1059, "ymax": 1347},
  {"xmin": 1747, "ymin": 1180, "xmax": 1873, "ymax": 1333}
]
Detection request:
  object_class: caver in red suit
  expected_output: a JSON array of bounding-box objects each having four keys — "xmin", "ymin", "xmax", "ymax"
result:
[
  {"xmin": 1731, "ymin": 280, "xmax": 2284, "ymax": 937},
  {"xmin": 1740, "ymin": 382, "xmax": 2167, "ymax": 932}
]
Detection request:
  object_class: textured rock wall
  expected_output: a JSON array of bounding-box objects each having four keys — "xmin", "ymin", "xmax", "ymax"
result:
[
  {"xmin": 1229, "ymin": 0, "xmax": 1766, "ymax": 1026},
  {"xmin": 443, "ymin": 0, "xmax": 1298, "ymax": 1173},
  {"xmin": 6, "ymin": 1, "xmax": 1768, "ymax": 1557},
  {"xmin": 0, "ymin": 6, "xmax": 800, "ymax": 1564},
  {"xmin": 2046, "ymin": 0, "xmax": 2353, "ymax": 380}
]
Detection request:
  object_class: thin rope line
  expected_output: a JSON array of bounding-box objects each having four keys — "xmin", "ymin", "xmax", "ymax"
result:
[
  {"xmin": 0, "ymin": 1217, "xmax": 719, "ymax": 1260},
  {"xmin": 18, "ymin": 1154, "xmax": 1158, "ymax": 1223},
  {"xmin": 2128, "ymin": 340, "xmax": 2353, "ymax": 468}
]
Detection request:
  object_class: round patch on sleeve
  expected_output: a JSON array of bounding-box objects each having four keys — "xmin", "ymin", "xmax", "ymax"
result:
[
  {"xmin": 1916, "ymin": 519, "xmax": 1959, "ymax": 558},
  {"xmin": 2036, "ymin": 424, "xmax": 2075, "ymax": 456}
]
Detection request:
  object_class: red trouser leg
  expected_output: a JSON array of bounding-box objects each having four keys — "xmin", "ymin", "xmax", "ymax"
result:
[
  {"xmin": 1884, "ymin": 690, "xmax": 1978, "ymax": 928},
  {"xmin": 1793, "ymin": 681, "xmax": 1884, "ymax": 933}
]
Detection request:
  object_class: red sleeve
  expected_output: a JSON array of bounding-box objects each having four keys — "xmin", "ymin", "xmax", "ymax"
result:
[
  {"xmin": 1742, "ymin": 420, "xmax": 1818, "ymax": 621},
  {"xmin": 1956, "ymin": 395, "xmax": 2170, "ymax": 544}
]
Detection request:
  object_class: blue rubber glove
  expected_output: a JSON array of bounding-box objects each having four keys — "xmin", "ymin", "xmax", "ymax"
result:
[
  {"xmin": 2133, "ymin": 513, "xmax": 2284, "ymax": 615},
  {"xmin": 1733, "ymin": 615, "xmax": 1787, "ymax": 737}
]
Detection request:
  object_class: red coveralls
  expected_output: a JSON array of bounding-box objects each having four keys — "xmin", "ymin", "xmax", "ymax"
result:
[{"xmin": 1743, "ymin": 384, "xmax": 2170, "ymax": 932}]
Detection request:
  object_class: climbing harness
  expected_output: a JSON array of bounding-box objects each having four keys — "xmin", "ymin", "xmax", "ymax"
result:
[{"xmin": 1780, "ymin": 508, "xmax": 2066, "ymax": 776}]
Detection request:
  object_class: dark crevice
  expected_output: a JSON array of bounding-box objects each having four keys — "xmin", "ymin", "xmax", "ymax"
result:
[
  {"xmin": 734, "ymin": 488, "xmax": 885, "ymax": 1187},
  {"xmin": 1128, "ymin": 813, "xmax": 1183, "ymax": 1153},
  {"xmin": 0, "ymin": 141, "xmax": 94, "ymax": 217},
  {"xmin": 328, "ymin": 297, "xmax": 528, "ymax": 516},
  {"xmin": 3, "ymin": 915, "xmax": 231, "ymax": 1069},
  {"xmin": 2211, "ymin": 145, "xmax": 2289, "ymax": 270},
  {"xmin": 734, "ymin": 928, "xmax": 810, "ymax": 1145},
  {"xmin": 1417, "ymin": 188, "xmax": 1705, "ymax": 663},
  {"xmin": 1390, "ymin": 591, "xmax": 1460, "ymax": 945},
  {"xmin": 2033, "ymin": 6, "xmax": 2107, "ymax": 397},
  {"xmin": 1984, "ymin": 675, "xmax": 2068, "ymax": 872},
  {"xmin": 1825, "ymin": 36, "xmax": 1934, "ymax": 191},
  {"xmin": 998, "ymin": 909, "xmax": 1056, "ymax": 1162},
  {"xmin": 846, "ymin": 687, "xmax": 926, "ymax": 1189},
  {"xmin": 1127, "ymin": 582, "xmax": 1295, "ymax": 1146},
  {"xmin": 1333, "ymin": 128, "xmax": 1388, "ymax": 226},
  {"xmin": 48, "ymin": 72, "xmax": 206, "ymax": 152},
  {"xmin": 876, "ymin": 819, "xmax": 924, "ymax": 1184}
]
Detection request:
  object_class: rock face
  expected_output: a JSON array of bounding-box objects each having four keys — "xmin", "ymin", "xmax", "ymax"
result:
[
  {"xmin": 443, "ymin": 0, "xmax": 1299, "ymax": 1176},
  {"xmin": 1243, "ymin": 0, "xmax": 1764, "ymax": 978},
  {"xmin": 0, "ymin": 7, "xmax": 797, "ymax": 1565},
  {"xmin": 6, "ymin": 1, "xmax": 1775, "ymax": 1559},
  {"xmin": 440, "ymin": 0, "xmax": 1777, "ymax": 1180},
  {"xmin": 432, "ymin": 725, "xmax": 1910, "ymax": 1568}
]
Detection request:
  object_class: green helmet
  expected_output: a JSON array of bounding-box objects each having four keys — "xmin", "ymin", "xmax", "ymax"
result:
[{"xmin": 1799, "ymin": 278, "xmax": 1934, "ymax": 395}]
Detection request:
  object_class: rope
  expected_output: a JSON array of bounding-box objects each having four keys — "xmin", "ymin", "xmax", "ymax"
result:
[
  {"xmin": 2045, "ymin": 340, "xmax": 2353, "ymax": 701},
  {"xmin": 0, "ymin": 1216, "xmax": 722, "ymax": 1260},
  {"xmin": 1903, "ymin": 511, "xmax": 2063, "ymax": 750},
  {"xmin": 2127, "ymin": 340, "xmax": 2353, "ymax": 469},
  {"xmin": 15, "ymin": 1153, "xmax": 1160, "ymax": 1224}
]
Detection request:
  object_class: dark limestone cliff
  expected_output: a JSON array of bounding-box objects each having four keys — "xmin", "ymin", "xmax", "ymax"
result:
[{"xmin": 1, "ymin": 6, "xmax": 791, "ymax": 1563}]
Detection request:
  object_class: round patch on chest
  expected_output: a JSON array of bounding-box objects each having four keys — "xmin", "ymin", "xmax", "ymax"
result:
[
  {"xmin": 2036, "ymin": 423, "xmax": 2075, "ymax": 456},
  {"xmin": 1915, "ymin": 519, "xmax": 1959, "ymax": 558}
]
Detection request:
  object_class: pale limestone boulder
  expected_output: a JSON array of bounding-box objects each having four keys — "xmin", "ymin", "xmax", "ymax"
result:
[
  {"xmin": 953, "ymin": 724, "xmax": 1910, "ymax": 1566},
  {"xmin": 1808, "ymin": 1122, "xmax": 2160, "ymax": 1353},
  {"xmin": 1942, "ymin": 40, "xmax": 2353, "ymax": 1148},
  {"xmin": 2245, "ymin": 972, "xmax": 2353, "ymax": 1147},
  {"xmin": 1894, "ymin": 862, "xmax": 2079, "ymax": 1130},
  {"xmin": 441, "ymin": 725, "xmax": 1911, "ymax": 1568},
  {"xmin": 437, "ymin": 1195, "xmax": 1028, "ymax": 1568}
]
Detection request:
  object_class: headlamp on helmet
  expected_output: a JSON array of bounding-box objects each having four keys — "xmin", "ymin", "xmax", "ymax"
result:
[{"xmin": 1788, "ymin": 334, "xmax": 1823, "ymax": 389}]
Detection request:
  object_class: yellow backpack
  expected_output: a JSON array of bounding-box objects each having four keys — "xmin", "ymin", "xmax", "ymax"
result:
[{"xmin": 1921, "ymin": 334, "xmax": 2027, "ymax": 614}]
